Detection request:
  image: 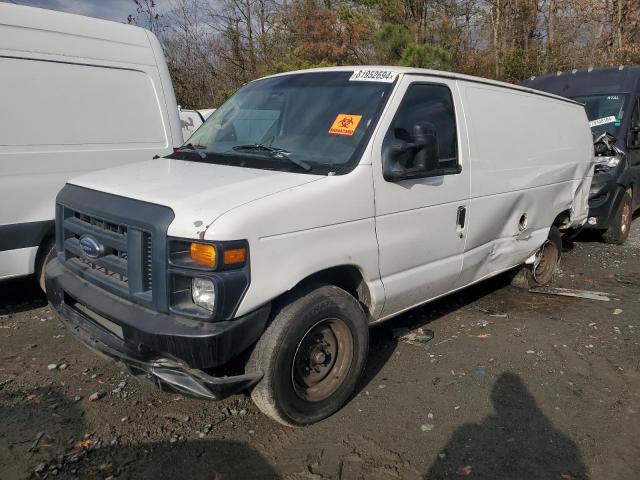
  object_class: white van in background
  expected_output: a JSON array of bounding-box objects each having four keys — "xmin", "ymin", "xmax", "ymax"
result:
[
  {"xmin": 0, "ymin": 3, "xmax": 183, "ymax": 290},
  {"xmin": 179, "ymin": 107, "xmax": 216, "ymax": 141}
]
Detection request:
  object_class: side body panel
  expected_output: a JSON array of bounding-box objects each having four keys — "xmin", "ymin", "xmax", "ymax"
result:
[
  {"xmin": 371, "ymin": 75, "xmax": 471, "ymax": 319},
  {"xmin": 204, "ymin": 165, "xmax": 383, "ymax": 319},
  {"xmin": 0, "ymin": 248, "xmax": 38, "ymax": 280},
  {"xmin": 458, "ymin": 81, "xmax": 593, "ymax": 286}
]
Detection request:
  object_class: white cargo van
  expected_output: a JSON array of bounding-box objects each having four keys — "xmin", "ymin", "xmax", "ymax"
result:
[
  {"xmin": 0, "ymin": 3, "xmax": 182, "ymax": 290},
  {"xmin": 46, "ymin": 67, "xmax": 593, "ymax": 426},
  {"xmin": 179, "ymin": 107, "xmax": 216, "ymax": 141}
]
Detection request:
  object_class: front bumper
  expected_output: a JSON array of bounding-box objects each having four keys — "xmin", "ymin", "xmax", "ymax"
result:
[
  {"xmin": 584, "ymin": 173, "xmax": 624, "ymax": 230},
  {"xmin": 46, "ymin": 258, "xmax": 270, "ymax": 400}
]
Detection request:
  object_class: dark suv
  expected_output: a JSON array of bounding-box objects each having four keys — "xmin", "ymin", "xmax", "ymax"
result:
[{"xmin": 524, "ymin": 66, "xmax": 640, "ymax": 244}]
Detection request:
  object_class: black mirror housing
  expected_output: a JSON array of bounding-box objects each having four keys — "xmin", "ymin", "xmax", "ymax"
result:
[{"xmin": 382, "ymin": 123, "xmax": 440, "ymax": 181}]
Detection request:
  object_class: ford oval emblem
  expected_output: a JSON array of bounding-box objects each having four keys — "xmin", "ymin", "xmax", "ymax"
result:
[{"xmin": 79, "ymin": 235, "xmax": 104, "ymax": 259}]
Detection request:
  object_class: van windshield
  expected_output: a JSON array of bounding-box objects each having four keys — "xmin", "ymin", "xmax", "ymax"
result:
[
  {"xmin": 573, "ymin": 94, "xmax": 627, "ymax": 136},
  {"xmin": 170, "ymin": 72, "xmax": 393, "ymax": 174}
]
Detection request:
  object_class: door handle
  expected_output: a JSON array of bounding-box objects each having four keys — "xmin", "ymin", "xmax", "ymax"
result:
[{"xmin": 457, "ymin": 206, "xmax": 466, "ymax": 229}]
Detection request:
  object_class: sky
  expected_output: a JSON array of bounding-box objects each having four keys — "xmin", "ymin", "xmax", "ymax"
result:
[{"xmin": 0, "ymin": 0, "xmax": 169, "ymax": 23}]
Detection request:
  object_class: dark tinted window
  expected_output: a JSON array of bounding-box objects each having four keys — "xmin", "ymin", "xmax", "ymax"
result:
[{"xmin": 385, "ymin": 83, "xmax": 458, "ymax": 176}]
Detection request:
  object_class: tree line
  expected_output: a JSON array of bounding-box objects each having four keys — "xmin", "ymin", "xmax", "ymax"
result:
[{"xmin": 127, "ymin": 0, "xmax": 640, "ymax": 108}]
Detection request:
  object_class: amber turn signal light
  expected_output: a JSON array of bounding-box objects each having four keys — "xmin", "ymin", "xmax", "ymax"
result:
[
  {"xmin": 190, "ymin": 243, "xmax": 216, "ymax": 267},
  {"xmin": 223, "ymin": 247, "xmax": 247, "ymax": 266}
]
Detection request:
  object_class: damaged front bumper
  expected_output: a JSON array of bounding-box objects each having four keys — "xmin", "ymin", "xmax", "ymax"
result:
[
  {"xmin": 46, "ymin": 258, "xmax": 269, "ymax": 400},
  {"xmin": 584, "ymin": 173, "xmax": 625, "ymax": 230}
]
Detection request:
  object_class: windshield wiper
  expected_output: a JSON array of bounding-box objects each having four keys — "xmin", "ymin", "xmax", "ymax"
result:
[
  {"xmin": 231, "ymin": 144, "xmax": 311, "ymax": 172},
  {"xmin": 174, "ymin": 143, "xmax": 207, "ymax": 159}
]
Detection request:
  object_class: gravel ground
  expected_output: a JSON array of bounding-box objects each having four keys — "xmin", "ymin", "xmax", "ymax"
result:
[{"xmin": 1, "ymin": 224, "xmax": 639, "ymax": 480}]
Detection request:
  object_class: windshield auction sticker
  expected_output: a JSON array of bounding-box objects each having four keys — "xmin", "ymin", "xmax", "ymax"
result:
[
  {"xmin": 329, "ymin": 114, "xmax": 363, "ymax": 136},
  {"xmin": 589, "ymin": 116, "xmax": 617, "ymax": 128},
  {"xmin": 349, "ymin": 69, "xmax": 398, "ymax": 83}
]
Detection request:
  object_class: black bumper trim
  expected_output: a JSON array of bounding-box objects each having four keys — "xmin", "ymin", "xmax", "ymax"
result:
[
  {"xmin": 46, "ymin": 258, "xmax": 270, "ymax": 371},
  {"xmin": 0, "ymin": 220, "xmax": 54, "ymax": 252},
  {"xmin": 57, "ymin": 300, "xmax": 263, "ymax": 400}
]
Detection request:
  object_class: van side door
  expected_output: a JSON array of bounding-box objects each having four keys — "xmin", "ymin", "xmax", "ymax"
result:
[{"xmin": 371, "ymin": 76, "xmax": 470, "ymax": 319}]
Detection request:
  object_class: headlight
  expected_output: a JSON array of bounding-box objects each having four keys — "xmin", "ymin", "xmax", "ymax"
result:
[
  {"xmin": 192, "ymin": 278, "xmax": 215, "ymax": 311},
  {"xmin": 594, "ymin": 155, "xmax": 621, "ymax": 168}
]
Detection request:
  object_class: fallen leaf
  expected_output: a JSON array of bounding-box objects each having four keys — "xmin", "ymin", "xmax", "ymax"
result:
[
  {"xmin": 457, "ymin": 465, "xmax": 472, "ymax": 476},
  {"xmin": 74, "ymin": 439, "xmax": 95, "ymax": 449},
  {"xmin": 468, "ymin": 333, "xmax": 491, "ymax": 339}
]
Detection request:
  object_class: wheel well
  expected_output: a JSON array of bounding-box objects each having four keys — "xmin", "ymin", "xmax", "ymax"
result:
[
  {"xmin": 35, "ymin": 231, "xmax": 55, "ymax": 270},
  {"xmin": 293, "ymin": 265, "xmax": 372, "ymax": 311},
  {"xmin": 552, "ymin": 210, "xmax": 572, "ymax": 231}
]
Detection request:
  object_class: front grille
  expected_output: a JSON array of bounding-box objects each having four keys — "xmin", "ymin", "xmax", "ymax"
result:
[
  {"xmin": 143, "ymin": 232, "xmax": 153, "ymax": 291},
  {"xmin": 61, "ymin": 207, "xmax": 152, "ymax": 302},
  {"xmin": 56, "ymin": 185, "xmax": 175, "ymax": 312}
]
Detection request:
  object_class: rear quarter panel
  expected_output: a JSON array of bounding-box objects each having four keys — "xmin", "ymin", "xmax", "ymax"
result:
[{"xmin": 458, "ymin": 81, "xmax": 593, "ymax": 286}]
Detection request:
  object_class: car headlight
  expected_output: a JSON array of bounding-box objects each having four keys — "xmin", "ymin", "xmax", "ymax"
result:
[
  {"xmin": 594, "ymin": 155, "xmax": 621, "ymax": 168},
  {"xmin": 192, "ymin": 278, "xmax": 215, "ymax": 311}
]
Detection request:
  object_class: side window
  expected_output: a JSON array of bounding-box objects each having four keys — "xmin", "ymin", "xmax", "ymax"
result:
[
  {"xmin": 632, "ymin": 97, "xmax": 640, "ymax": 121},
  {"xmin": 382, "ymin": 83, "xmax": 459, "ymax": 181},
  {"xmin": 629, "ymin": 97, "xmax": 640, "ymax": 153}
]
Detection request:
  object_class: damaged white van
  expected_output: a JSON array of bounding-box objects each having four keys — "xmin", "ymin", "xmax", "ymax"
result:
[{"xmin": 46, "ymin": 67, "xmax": 593, "ymax": 426}]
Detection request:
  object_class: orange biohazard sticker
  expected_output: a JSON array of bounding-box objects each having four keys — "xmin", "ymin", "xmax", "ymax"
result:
[{"xmin": 329, "ymin": 114, "xmax": 362, "ymax": 136}]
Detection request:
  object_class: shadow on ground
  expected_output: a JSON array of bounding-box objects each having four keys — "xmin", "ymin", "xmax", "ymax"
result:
[
  {"xmin": 0, "ymin": 387, "xmax": 280, "ymax": 479},
  {"xmin": 424, "ymin": 372, "xmax": 588, "ymax": 480},
  {"xmin": 0, "ymin": 275, "xmax": 47, "ymax": 315}
]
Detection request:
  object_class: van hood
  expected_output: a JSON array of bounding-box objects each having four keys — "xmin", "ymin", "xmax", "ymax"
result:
[{"xmin": 68, "ymin": 158, "xmax": 323, "ymax": 238}]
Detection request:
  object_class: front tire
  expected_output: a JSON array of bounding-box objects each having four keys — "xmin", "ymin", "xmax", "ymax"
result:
[
  {"xmin": 603, "ymin": 191, "xmax": 632, "ymax": 245},
  {"xmin": 246, "ymin": 284, "xmax": 369, "ymax": 426},
  {"xmin": 36, "ymin": 238, "xmax": 56, "ymax": 293}
]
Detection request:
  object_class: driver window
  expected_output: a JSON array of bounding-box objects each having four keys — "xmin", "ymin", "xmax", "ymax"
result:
[
  {"xmin": 629, "ymin": 97, "xmax": 640, "ymax": 161},
  {"xmin": 384, "ymin": 83, "xmax": 459, "ymax": 178},
  {"xmin": 631, "ymin": 97, "xmax": 640, "ymax": 126}
]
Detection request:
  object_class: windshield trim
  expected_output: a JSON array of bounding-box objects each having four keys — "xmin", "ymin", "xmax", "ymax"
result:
[{"xmin": 170, "ymin": 72, "xmax": 398, "ymax": 176}]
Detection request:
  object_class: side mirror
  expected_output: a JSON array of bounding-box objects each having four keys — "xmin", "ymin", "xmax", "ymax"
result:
[{"xmin": 383, "ymin": 123, "xmax": 440, "ymax": 181}]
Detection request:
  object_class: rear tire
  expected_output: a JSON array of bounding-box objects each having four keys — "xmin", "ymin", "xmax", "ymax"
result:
[
  {"xmin": 511, "ymin": 226, "xmax": 561, "ymax": 289},
  {"xmin": 246, "ymin": 284, "xmax": 369, "ymax": 426},
  {"xmin": 36, "ymin": 238, "xmax": 56, "ymax": 293},
  {"xmin": 603, "ymin": 192, "xmax": 632, "ymax": 245}
]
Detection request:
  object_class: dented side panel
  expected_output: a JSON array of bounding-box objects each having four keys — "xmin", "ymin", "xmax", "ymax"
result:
[{"xmin": 456, "ymin": 81, "xmax": 593, "ymax": 287}]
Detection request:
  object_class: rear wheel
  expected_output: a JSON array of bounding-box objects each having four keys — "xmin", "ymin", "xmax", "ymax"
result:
[
  {"xmin": 603, "ymin": 192, "xmax": 633, "ymax": 245},
  {"xmin": 246, "ymin": 284, "xmax": 369, "ymax": 426},
  {"xmin": 511, "ymin": 226, "xmax": 561, "ymax": 289},
  {"xmin": 36, "ymin": 238, "xmax": 56, "ymax": 293}
]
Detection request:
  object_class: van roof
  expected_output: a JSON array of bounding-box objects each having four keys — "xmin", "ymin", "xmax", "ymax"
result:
[
  {"xmin": 0, "ymin": 3, "xmax": 156, "ymax": 66},
  {"xmin": 262, "ymin": 65, "xmax": 581, "ymax": 105},
  {"xmin": 523, "ymin": 66, "xmax": 640, "ymax": 98}
]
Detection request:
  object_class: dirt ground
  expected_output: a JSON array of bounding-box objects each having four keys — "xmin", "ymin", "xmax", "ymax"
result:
[{"xmin": 1, "ymin": 225, "xmax": 639, "ymax": 480}]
